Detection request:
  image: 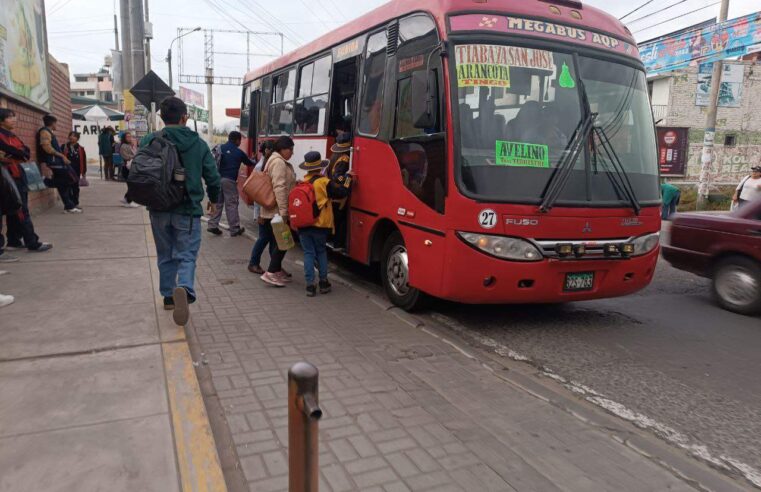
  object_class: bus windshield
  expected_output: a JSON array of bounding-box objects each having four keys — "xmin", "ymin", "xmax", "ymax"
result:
[{"xmin": 455, "ymin": 44, "xmax": 659, "ymax": 206}]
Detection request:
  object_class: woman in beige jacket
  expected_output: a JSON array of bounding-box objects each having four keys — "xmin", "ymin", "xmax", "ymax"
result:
[{"xmin": 260, "ymin": 136, "xmax": 297, "ymax": 287}]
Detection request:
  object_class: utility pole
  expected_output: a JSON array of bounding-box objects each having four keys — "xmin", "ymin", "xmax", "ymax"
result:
[
  {"xmin": 119, "ymin": 0, "xmax": 133, "ymax": 90},
  {"xmin": 114, "ymin": 14, "xmax": 120, "ymax": 51},
  {"xmin": 129, "ymin": 0, "xmax": 146, "ymax": 83},
  {"xmin": 205, "ymin": 30, "xmax": 214, "ymax": 143},
  {"xmin": 697, "ymin": 0, "xmax": 730, "ymax": 210},
  {"xmin": 144, "ymin": 0, "xmax": 152, "ymax": 72}
]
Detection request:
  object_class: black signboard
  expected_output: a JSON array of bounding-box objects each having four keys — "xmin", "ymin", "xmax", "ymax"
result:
[
  {"xmin": 657, "ymin": 127, "xmax": 689, "ymax": 177},
  {"xmin": 130, "ymin": 71, "xmax": 175, "ymax": 109}
]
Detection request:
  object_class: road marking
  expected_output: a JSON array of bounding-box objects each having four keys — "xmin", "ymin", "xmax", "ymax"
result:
[{"xmin": 429, "ymin": 312, "xmax": 761, "ymax": 489}]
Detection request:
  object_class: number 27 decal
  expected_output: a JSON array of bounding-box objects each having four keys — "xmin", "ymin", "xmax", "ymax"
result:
[{"xmin": 478, "ymin": 209, "xmax": 497, "ymax": 229}]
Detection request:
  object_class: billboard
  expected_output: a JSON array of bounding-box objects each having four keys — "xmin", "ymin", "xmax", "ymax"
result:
[
  {"xmin": 179, "ymin": 86, "xmax": 204, "ymax": 108},
  {"xmin": 639, "ymin": 12, "xmax": 761, "ymax": 75},
  {"xmin": 0, "ymin": 0, "xmax": 50, "ymax": 109},
  {"xmin": 657, "ymin": 127, "xmax": 689, "ymax": 177},
  {"xmin": 696, "ymin": 62, "xmax": 743, "ymax": 107}
]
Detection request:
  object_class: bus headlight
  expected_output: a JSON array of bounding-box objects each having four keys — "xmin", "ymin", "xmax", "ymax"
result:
[
  {"xmin": 458, "ymin": 232, "xmax": 543, "ymax": 261},
  {"xmin": 630, "ymin": 232, "xmax": 660, "ymax": 256}
]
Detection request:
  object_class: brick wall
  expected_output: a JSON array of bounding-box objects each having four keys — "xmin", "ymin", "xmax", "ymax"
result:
[
  {"xmin": 663, "ymin": 61, "xmax": 761, "ymax": 135},
  {"xmin": 0, "ymin": 55, "xmax": 72, "ymax": 214}
]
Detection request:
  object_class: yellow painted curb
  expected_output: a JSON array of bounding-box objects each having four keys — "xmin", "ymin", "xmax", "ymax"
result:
[{"xmin": 163, "ymin": 341, "xmax": 227, "ymax": 492}]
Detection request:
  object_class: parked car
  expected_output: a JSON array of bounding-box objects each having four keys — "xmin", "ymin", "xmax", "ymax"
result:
[{"xmin": 662, "ymin": 198, "xmax": 761, "ymax": 315}]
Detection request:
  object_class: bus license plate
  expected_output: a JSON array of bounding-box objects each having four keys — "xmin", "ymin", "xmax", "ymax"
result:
[{"xmin": 564, "ymin": 272, "xmax": 595, "ymax": 291}]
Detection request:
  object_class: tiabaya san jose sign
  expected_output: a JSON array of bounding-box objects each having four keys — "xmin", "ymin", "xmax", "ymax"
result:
[{"xmin": 455, "ymin": 44, "xmax": 554, "ymax": 88}]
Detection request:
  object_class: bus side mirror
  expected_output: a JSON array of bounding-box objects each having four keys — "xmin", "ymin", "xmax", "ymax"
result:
[{"xmin": 412, "ymin": 70, "xmax": 436, "ymax": 129}]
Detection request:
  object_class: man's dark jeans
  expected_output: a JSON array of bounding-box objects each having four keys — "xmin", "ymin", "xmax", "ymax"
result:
[{"xmin": 6, "ymin": 180, "xmax": 41, "ymax": 250}]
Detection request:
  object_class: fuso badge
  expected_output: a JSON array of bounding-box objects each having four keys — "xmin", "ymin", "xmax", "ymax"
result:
[{"xmin": 478, "ymin": 209, "xmax": 497, "ymax": 229}]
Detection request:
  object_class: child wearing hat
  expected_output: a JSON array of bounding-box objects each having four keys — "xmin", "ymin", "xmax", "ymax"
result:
[
  {"xmin": 297, "ymin": 151, "xmax": 352, "ymax": 297},
  {"xmin": 327, "ymin": 132, "xmax": 353, "ymax": 249}
]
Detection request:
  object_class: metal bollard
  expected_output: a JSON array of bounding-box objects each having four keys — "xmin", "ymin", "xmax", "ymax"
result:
[{"xmin": 289, "ymin": 362, "xmax": 322, "ymax": 492}]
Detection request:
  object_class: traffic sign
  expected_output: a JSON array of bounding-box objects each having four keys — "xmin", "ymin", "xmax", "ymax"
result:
[{"xmin": 129, "ymin": 71, "xmax": 175, "ymax": 109}]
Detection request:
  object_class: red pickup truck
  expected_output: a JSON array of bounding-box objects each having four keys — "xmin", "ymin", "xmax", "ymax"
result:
[{"xmin": 662, "ymin": 199, "xmax": 761, "ymax": 315}]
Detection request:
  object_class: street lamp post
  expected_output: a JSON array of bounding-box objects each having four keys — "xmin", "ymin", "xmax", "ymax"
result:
[{"xmin": 167, "ymin": 27, "xmax": 201, "ymax": 90}]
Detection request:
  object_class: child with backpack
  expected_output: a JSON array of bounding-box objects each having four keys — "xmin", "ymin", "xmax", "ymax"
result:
[{"xmin": 289, "ymin": 151, "xmax": 351, "ymax": 297}]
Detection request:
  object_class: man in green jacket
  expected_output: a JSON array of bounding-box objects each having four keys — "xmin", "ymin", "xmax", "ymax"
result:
[{"xmin": 142, "ymin": 97, "xmax": 221, "ymax": 325}]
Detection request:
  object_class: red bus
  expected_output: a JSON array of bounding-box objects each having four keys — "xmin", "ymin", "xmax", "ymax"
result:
[{"xmin": 239, "ymin": 0, "xmax": 661, "ymax": 310}]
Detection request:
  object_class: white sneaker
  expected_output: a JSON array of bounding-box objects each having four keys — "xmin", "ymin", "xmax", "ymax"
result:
[
  {"xmin": 71, "ymin": 208, "xmax": 83, "ymax": 214},
  {"xmin": 128, "ymin": 202, "xmax": 140, "ymax": 208},
  {"xmin": 0, "ymin": 294, "xmax": 14, "ymax": 308},
  {"xmin": 0, "ymin": 271, "xmax": 8, "ymax": 276},
  {"xmin": 63, "ymin": 209, "xmax": 77, "ymax": 214}
]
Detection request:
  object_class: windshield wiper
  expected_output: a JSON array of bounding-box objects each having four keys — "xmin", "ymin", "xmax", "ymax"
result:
[
  {"xmin": 539, "ymin": 111, "xmax": 597, "ymax": 213},
  {"xmin": 593, "ymin": 125, "xmax": 641, "ymax": 215}
]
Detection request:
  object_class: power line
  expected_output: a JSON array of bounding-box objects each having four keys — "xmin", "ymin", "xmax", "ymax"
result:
[
  {"xmin": 633, "ymin": 1, "xmax": 721, "ymax": 34},
  {"xmin": 619, "ymin": 0, "xmax": 657, "ymax": 21},
  {"xmin": 625, "ymin": 0, "xmax": 690, "ymax": 24},
  {"xmin": 49, "ymin": 0, "xmax": 75, "ymax": 15}
]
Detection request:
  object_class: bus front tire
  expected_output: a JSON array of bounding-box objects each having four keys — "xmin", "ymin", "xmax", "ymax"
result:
[{"xmin": 381, "ymin": 231, "xmax": 426, "ymax": 312}]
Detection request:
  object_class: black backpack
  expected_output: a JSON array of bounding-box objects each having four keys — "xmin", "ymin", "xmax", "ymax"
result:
[{"xmin": 126, "ymin": 131, "xmax": 186, "ymax": 211}]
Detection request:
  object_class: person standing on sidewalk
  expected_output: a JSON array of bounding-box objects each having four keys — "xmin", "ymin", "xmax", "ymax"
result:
[
  {"xmin": 733, "ymin": 166, "xmax": 761, "ymax": 208},
  {"xmin": 248, "ymin": 140, "xmax": 276, "ymax": 274},
  {"xmin": 36, "ymin": 114, "xmax": 81, "ymax": 214},
  {"xmin": 0, "ymin": 108, "xmax": 53, "ymax": 256},
  {"xmin": 119, "ymin": 132, "xmax": 140, "ymax": 208},
  {"xmin": 142, "ymin": 96, "xmax": 221, "ymax": 325},
  {"xmin": 294, "ymin": 151, "xmax": 351, "ymax": 297},
  {"xmin": 207, "ymin": 131, "xmax": 254, "ymax": 237},
  {"xmin": 99, "ymin": 126, "xmax": 116, "ymax": 180},
  {"xmin": 62, "ymin": 131, "xmax": 87, "ymax": 210},
  {"xmin": 259, "ymin": 136, "xmax": 296, "ymax": 287}
]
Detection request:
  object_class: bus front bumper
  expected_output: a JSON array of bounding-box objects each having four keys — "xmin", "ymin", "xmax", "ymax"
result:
[{"xmin": 436, "ymin": 238, "xmax": 659, "ymax": 304}]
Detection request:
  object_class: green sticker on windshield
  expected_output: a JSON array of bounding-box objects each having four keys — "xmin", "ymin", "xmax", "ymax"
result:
[
  {"xmin": 559, "ymin": 62, "xmax": 576, "ymax": 89},
  {"xmin": 496, "ymin": 141, "xmax": 550, "ymax": 168}
]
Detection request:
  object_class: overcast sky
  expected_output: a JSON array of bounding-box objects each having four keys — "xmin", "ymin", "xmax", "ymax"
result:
[{"xmin": 45, "ymin": 0, "xmax": 760, "ymax": 129}]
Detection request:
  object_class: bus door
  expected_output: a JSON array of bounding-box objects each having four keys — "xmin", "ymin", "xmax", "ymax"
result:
[{"xmin": 329, "ymin": 58, "xmax": 359, "ymax": 150}]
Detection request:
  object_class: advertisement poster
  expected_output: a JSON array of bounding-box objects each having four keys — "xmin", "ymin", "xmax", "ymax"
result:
[
  {"xmin": 639, "ymin": 12, "xmax": 761, "ymax": 75},
  {"xmin": 657, "ymin": 127, "xmax": 689, "ymax": 176},
  {"xmin": 696, "ymin": 62, "xmax": 743, "ymax": 107},
  {"xmin": 179, "ymin": 86, "xmax": 205, "ymax": 108},
  {"xmin": 0, "ymin": 0, "xmax": 50, "ymax": 109}
]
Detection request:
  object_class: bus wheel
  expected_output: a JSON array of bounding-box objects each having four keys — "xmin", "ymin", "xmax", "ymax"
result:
[{"xmin": 381, "ymin": 231, "xmax": 426, "ymax": 311}]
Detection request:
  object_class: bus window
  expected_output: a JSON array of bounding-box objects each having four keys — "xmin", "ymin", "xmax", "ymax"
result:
[
  {"xmin": 294, "ymin": 55, "xmax": 331, "ymax": 135},
  {"xmin": 269, "ymin": 68, "xmax": 296, "ymax": 135},
  {"xmin": 358, "ymin": 30, "xmax": 388, "ymax": 137},
  {"xmin": 240, "ymin": 84, "xmax": 251, "ymax": 138},
  {"xmin": 258, "ymin": 77, "xmax": 271, "ymax": 136},
  {"xmin": 398, "ymin": 13, "xmax": 438, "ymax": 49}
]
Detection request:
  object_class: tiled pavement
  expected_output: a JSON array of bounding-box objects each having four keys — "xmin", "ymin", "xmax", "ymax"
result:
[{"xmin": 189, "ymin": 232, "xmax": 701, "ymax": 492}]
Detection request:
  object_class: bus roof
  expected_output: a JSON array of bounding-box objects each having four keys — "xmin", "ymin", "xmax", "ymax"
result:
[{"xmin": 244, "ymin": 0, "xmax": 635, "ymax": 83}]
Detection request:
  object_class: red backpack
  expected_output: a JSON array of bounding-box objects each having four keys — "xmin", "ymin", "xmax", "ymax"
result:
[{"xmin": 288, "ymin": 176, "xmax": 321, "ymax": 229}]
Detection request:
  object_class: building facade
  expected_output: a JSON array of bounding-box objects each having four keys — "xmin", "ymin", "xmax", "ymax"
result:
[{"xmin": 649, "ymin": 60, "xmax": 761, "ymax": 185}]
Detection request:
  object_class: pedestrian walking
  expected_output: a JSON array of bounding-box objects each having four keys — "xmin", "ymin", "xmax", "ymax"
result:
[
  {"xmin": 99, "ymin": 126, "xmax": 116, "ymax": 180},
  {"xmin": 248, "ymin": 140, "xmax": 276, "ymax": 274},
  {"xmin": 36, "ymin": 114, "xmax": 81, "ymax": 213},
  {"xmin": 291, "ymin": 151, "xmax": 351, "ymax": 296},
  {"xmin": 733, "ymin": 166, "xmax": 761, "ymax": 208},
  {"xmin": 62, "ymin": 131, "xmax": 87, "ymax": 210},
  {"xmin": 207, "ymin": 131, "xmax": 254, "ymax": 237},
  {"xmin": 327, "ymin": 132, "xmax": 352, "ymax": 249},
  {"xmin": 660, "ymin": 181, "xmax": 680, "ymax": 220},
  {"xmin": 142, "ymin": 96, "xmax": 221, "ymax": 325},
  {"xmin": 259, "ymin": 136, "xmax": 297, "ymax": 287},
  {"xmin": 0, "ymin": 108, "xmax": 52, "ymax": 256},
  {"xmin": 119, "ymin": 132, "xmax": 140, "ymax": 208}
]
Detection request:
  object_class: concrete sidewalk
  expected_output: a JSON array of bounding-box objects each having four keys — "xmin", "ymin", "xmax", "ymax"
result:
[
  {"xmin": 0, "ymin": 179, "xmax": 225, "ymax": 492},
  {"xmin": 189, "ymin": 217, "xmax": 745, "ymax": 491}
]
